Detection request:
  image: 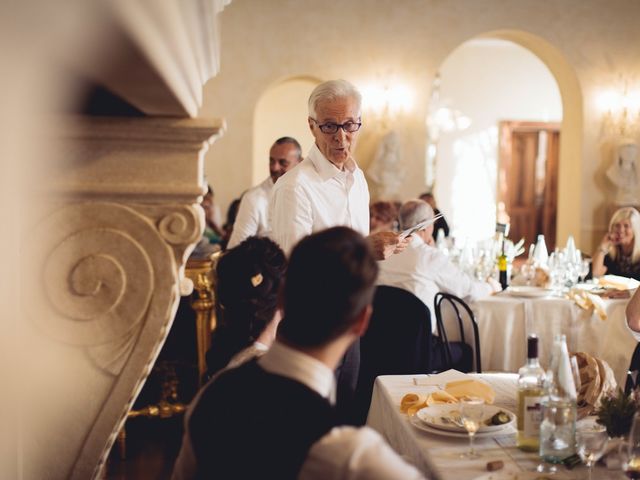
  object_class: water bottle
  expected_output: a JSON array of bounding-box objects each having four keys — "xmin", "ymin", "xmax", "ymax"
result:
[{"xmin": 539, "ymin": 334, "xmax": 577, "ymax": 464}]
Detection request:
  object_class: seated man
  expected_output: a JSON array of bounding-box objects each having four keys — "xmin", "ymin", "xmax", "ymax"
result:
[
  {"xmin": 377, "ymin": 200, "xmax": 499, "ymax": 369},
  {"xmin": 172, "ymin": 227, "xmax": 425, "ymax": 480}
]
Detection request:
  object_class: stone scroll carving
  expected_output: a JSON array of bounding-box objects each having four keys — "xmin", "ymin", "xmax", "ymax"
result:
[{"xmin": 22, "ymin": 116, "xmax": 224, "ymax": 480}]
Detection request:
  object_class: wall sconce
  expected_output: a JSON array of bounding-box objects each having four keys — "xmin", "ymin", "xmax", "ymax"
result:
[
  {"xmin": 360, "ymin": 83, "xmax": 414, "ymax": 121},
  {"xmin": 424, "ymin": 72, "xmax": 471, "ymax": 188},
  {"xmin": 597, "ymin": 84, "xmax": 640, "ymax": 139}
]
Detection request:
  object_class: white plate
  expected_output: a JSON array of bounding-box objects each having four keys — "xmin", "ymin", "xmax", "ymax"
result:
[
  {"xmin": 505, "ymin": 286, "xmax": 554, "ymax": 298},
  {"xmin": 415, "ymin": 404, "xmax": 516, "ymax": 433},
  {"xmin": 408, "ymin": 413, "xmax": 515, "ymax": 438}
]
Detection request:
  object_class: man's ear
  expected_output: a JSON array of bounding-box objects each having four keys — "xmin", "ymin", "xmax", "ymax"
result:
[
  {"xmin": 277, "ymin": 282, "xmax": 285, "ymax": 312},
  {"xmin": 308, "ymin": 117, "xmax": 314, "ymax": 133},
  {"xmin": 351, "ymin": 304, "xmax": 372, "ymax": 338}
]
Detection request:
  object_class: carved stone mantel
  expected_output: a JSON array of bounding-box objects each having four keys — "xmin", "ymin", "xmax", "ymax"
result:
[{"xmin": 23, "ymin": 116, "xmax": 224, "ymax": 480}]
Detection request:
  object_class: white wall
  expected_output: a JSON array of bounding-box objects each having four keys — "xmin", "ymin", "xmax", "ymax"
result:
[
  {"xmin": 203, "ymin": 0, "xmax": 640, "ymax": 252},
  {"xmin": 252, "ymin": 77, "xmax": 318, "ymax": 185},
  {"xmin": 436, "ymin": 39, "xmax": 563, "ymax": 242}
]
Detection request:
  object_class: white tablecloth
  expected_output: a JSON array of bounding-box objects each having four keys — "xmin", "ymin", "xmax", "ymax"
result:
[
  {"xmin": 465, "ymin": 294, "xmax": 637, "ymax": 386},
  {"xmin": 367, "ymin": 374, "xmax": 625, "ymax": 480}
]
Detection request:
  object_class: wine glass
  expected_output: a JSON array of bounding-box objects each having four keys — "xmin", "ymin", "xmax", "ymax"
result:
[
  {"xmin": 459, "ymin": 396, "xmax": 485, "ymax": 458},
  {"xmin": 622, "ymin": 412, "xmax": 640, "ymax": 478},
  {"xmin": 576, "ymin": 424, "xmax": 608, "ymax": 480},
  {"xmin": 570, "ymin": 356, "xmax": 582, "ymax": 394},
  {"xmin": 579, "ymin": 259, "xmax": 591, "ymax": 283}
]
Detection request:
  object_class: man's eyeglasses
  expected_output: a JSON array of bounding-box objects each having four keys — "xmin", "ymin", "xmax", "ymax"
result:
[{"xmin": 310, "ymin": 118, "xmax": 362, "ymax": 134}]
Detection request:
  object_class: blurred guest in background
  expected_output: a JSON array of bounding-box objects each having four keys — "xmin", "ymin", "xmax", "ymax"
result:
[
  {"xmin": 378, "ymin": 200, "xmax": 499, "ymax": 324},
  {"xmin": 592, "ymin": 207, "xmax": 640, "ymax": 280},
  {"xmin": 220, "ymin": 197, "xmax": 241, "ymax": 251},
  {"xmin": 228, "ymin": 137, "xmax": 302, "ymax": 249},
  {"xmin": 369, "ymin": 201, "xmax": 398, "ymax": 234},
  {"xmin": 205, "ymin": 237, "xmax": 287, "ymax": 378},
  {"xmin": 202, "ymin": 186, "xmax": 224, "ymax": 245},
  {"xmin": 377, "ymin": 200, "xmax": 499, "ymax": 370},
  {"xmin": 419, "ymin": 192, "xmax": 449, "ymax": 240}
]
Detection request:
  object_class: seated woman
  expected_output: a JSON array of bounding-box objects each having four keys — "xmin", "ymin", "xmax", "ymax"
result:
[
  {"xmin": 205, "ymin": 237, "xmax": 287, "ymax": 378},
  {"xmin": 369, "ymin": 201, "xmax": 398, "ymax": 234},
  {"xmin": 592, "ymin": 207, "xmax": 640, "ymax": 280}
]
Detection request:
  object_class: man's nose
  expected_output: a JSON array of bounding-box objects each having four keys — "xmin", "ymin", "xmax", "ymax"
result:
[{"xmin": 334, "ymin": 127, "xmax": 347, "ymax": 142}]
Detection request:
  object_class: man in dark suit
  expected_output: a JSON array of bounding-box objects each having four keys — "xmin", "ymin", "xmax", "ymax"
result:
[{"xmin": 172, "ymin": 227, "xmax": 425, "ymax": 480}]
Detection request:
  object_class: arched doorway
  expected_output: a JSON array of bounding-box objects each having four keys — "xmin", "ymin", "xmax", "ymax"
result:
[
  {"xmin": 252, "ymin": 76, "xmax": 321, "ymax": 185},
  {"xmin": 432, "ymin": 38, "xmax": 563, "ymax": 249},
  {"xmin": 430, "ymin": 30, "xmax": 582, "ymax": 249}
]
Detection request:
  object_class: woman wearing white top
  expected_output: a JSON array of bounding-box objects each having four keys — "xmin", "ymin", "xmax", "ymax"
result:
[{"xmin": 205, "ymin": 236, "xmax": 287, "ymax": 377}]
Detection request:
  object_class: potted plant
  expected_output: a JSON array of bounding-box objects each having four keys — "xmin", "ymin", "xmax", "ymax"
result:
[{"xmin": 595, "ymin": 388, "xmax": 640, "ymax": 438}]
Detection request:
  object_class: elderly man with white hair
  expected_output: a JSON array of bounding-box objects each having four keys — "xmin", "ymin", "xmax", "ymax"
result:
[
  {"xmin": 269, "ymin": 79, "xmax": 405, "ymax": 260},
  {"xmin": 269, "ymin": 79, "xmax": 407, "ymax": 424},
  {"xmin": 377, "ymin": 199, "xmax": 500, "ymax": 330}
]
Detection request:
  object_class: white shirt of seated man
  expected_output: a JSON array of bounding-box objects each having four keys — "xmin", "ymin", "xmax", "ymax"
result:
[
  {"xmin": 228, "ymin": 138, "xmax": 302, "ymax": 249},
  {"xmin": 377, "ymin": 200, "xmax": 500, "ymax": 330},
  {"xmin": 269, "ymin": 81, "xmax": 370, "ymax": 256}
]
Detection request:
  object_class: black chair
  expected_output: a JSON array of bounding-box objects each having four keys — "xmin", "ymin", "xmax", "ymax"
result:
[
  {"xmin": 433, "ymin": 292, "xmax": 482, "ymax": 373},
  {"xmin": 625, "ymin": 342, "xmax": 640, "ymax": 394},
  {"xmin": 354, "ymin": 286, "xmax": 432, "ymax": 424}
]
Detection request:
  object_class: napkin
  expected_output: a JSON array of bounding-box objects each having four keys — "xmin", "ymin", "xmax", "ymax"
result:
[
  {"xmin": 567, "ymin": 288, "xmax": 608, "ymax": 321},
  {"xmin": 400, "ymin": 393, "xmax": 428, "ymax": 415},
  {"xmin": 426, "ymin": 389, "xmax": 458, "ymax": 406},
  {"xmin": 599, "ymin": 274, "xmax": 640, "ymax": 290},
  {"xmin": 444, "ymin": 379, "xmax": 495, "ymax": 404}
]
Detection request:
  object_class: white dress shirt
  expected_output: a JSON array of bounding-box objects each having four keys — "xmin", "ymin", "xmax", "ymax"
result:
[
  {"xmin": 258, "ymin": 342, "xmax": 426, "ymax": 480},
  {"xmin": 377, "ymin": 235, "xmax": 492, "ymax": 331},
  {"xmin": 228, "ymin": 176, "xmax": 274, "ymax": 249},
  {"xmin": 226, "ymin": 341, "xmax": 269, "ymax": 370},
  {"xmin": 627, "ymin": 320, "xmax": 640, "ymax": 342},
  {"xmin": 269, "ymin": 144, "xmax": 370, "ymax": 255}
]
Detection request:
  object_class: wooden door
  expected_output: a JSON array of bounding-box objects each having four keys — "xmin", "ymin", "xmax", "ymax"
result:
[{"xmin": 499, "ymin": 121, "xmax": 560, "ymax": 251}]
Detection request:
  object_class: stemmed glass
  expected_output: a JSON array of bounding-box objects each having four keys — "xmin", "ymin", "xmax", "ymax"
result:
[
  {"xmin": 460, "ymin": 397, "xmax": 485, "ymax": 458},
  {"xmin": 621, "ymin": 412, "xmax": 640, "ymax": 478},
  {"xmin": 579, "ymin": 259, "xmax": 591, "ymax": 283},
  {"xmin": 576, "ymin": 424, "xmax": 608, "ymax": 480}
]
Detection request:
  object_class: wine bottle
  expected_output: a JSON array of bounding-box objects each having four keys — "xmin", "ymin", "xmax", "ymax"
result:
[
  {"xmin": 498, "ymin": 241, "xmax": 509, "ymax": 290},
  {"xmin": 517, "ymin": 334, "xmax": 546, "ymax": 451}
]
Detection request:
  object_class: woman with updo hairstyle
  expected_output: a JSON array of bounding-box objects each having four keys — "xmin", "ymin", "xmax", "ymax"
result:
[
  {"xmin": 205, "ymin": 236, "xmax": 287, "ymax": 378},
  {"xmin": 592, "ymin": 207, "xmax": 640, "ymax": 280},
  {"xmin": 369, "ymin": 201, "xmax": 398, "ymax": 234}
]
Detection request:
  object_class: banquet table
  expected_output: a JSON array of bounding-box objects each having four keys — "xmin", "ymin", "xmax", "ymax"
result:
[
  {"xmin": 367, "ymin": 373, "xmax": 626, "ymax": 480},
  {"xmin": 463, "ymin": 293, "xmax": 637, "ymax": 385}
]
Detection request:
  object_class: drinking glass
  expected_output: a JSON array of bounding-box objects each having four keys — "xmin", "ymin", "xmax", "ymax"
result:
[
  {"xmin": 538, "ymin": 397, "xmax": 576, "ymax": 474},
  {"xmin": 579, "ymin": 259, "xmax": 591, "ymax": 283},
  {"xmin": 576, "ymin": 425, "xmax": 608, "ymax": 480},
  {"xmin": 460, "ymin": 397, "xmax": 485, "ymax": 458},
  {"xmin": 622, "ymin": 412, "xmax": 640, "ymax": 478}
]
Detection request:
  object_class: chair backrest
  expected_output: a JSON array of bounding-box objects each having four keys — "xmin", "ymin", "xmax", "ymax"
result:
[
  {"xmin": 626, "ymin": 342, "xmax": 640, "ymax": 394},
  {"xmin": 355, "ymin": 286, "xmax": 432, "ymax": 423},
  {"xmin": 433, "ymin": 292, "xmax": 482, "ymax": 373}
]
